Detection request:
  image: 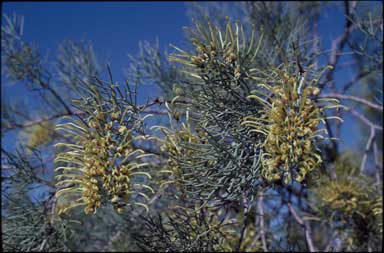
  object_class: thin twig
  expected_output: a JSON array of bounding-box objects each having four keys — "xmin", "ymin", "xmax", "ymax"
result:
[
  {"xmin": 347, "ymin": 108, "xmax": 383, "ymax": 131},
  {"xmin": 373, "ymin": 141, "xmax": 382, "ymax": 186},
  {"xmin": 39, "ymin": 238, "xmax": 47, "ymax": 251},
  {"xmin": 320, "ymin": 1, "xmax": 357, "ymax": 89},
  {"xmin": 287, "ymin": 203, "xmax": 317, "ymax": 252},
  {"xmin": 137, "ymin": 97, "xmax": 191, "ymax": 111},
  {"xmin": 1, "ymin": 147, "xmax": 56, "ymax": 187},
  {"xmin": 324, "ymin": 113, "xmax": 339, "ymax": 159},
  {"xmin": 344, "ymin": 107, "xmax": 382, "ymax": 175},
  {"xmin": 323, "ymin": 231, "xmax": 339, "ymax": 252},
  {"xmin": 237, "ymin": 193, "xmax": 250, "ymax": 252},
  {"xmin": 320, "ymin": 93, "xmax": 382, "ymax": 111},
  {"xmin": 257, "ymin": 194, "xmax": 268, "ymax": 252},
  {"xmin": 341, "ymin": 70, "xmax": 373, "ymax": 93},
  {"xmin": 360, "ymin": 126, "xmax": 375, "ymax": 175},
  {"xmin": 49, "ymin": 195, "xmax": 57, "ymax": 225},
  {"xmin": 3, "ymin": 110, "xmax": 86, "ymax": 132},
  {"xmin": 3, "ymin": 98, "xmax": 189, "ymax": 132},
  {"xmin": 142, "ymin": 109, "xmax": 168, "ymax": 115}
]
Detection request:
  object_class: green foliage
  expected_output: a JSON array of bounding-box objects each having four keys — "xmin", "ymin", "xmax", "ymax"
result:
[
  {"xmin": 125, "ymin": 39, "xmax": 184, "ymax": 97},
  {"xmin": 165, "ymin": 20, "xmax": 267, "ymax": 203},
  {"xmin": 1, "ymin": 14, "xmax": 47, "ymax": 87},
  {"xmin": 151, "ymin": 106, "xmax": 213, "ymax": 196},
  {"xmin": 2, "ymin": 194, "xmax": 73, "ymax": 252},
  {"xmin": 56, "ymin": 39, "xmax": 100, "ymax": 98},
  {"xmin": 2, "ymin": 147, "xmax": 73, "ymax": 252},
  {"xmin": 133, "ymin": 205, "xmax": 262, "ymax": 252}
]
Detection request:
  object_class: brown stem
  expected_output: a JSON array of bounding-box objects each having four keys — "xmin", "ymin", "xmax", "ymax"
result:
[
  {"xmin": 373, "ymin": 141, "xmax": 382, "ymax": 186},
  {"xmin": 320, "ymin": 1, "xmax": 357, "ymax": 89},
  {"xmin": 258, "ymin": 194, "xmax": 268, "ymax": 252},
  {"xmin": 320, "ymin": 93, "xmax": 382, "ymax": 111},
  {"xmin": 341, "ymin": 70, "xmax": 373, "ymax": 93},
  {"xmin": 3, "ymin": 110, "xmax": 86, "ymax": 132},
  {"xmin": 287, "ymin": 203, "xmax": 317, "ymax": 252},
  {"xmin": 347, "ymin": 108, "xmax": 383, "ymax": 131},
  {"xmin": 237, "ymin": 193, "xmax": 250, "ymax": 252},
  {"xmin": 360, "ymin": 127, "xmax": 375, "ymax": 175},
  {"xmin": 3, "ymin": 98, "xmax": 189, "ymax": 132}
]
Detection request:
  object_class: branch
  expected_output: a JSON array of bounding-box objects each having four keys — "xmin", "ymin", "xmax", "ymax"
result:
[
  {"xmin": 360, "ymin": 126, "xmax": 375, "ymax": 175},
  {"xmin": 342, "ymin": 107, "xmax": 382, "ymax": 175},
  {"xmin": 3, "ymin": 98, "xmax": 188, "ymax": 132},
  {"xmin": 141, "ymin": 109, "xmax": 168, "ymax": 115},
  {"xmin": 137, "ymin": 97, "xmax": 191, "ymax": 110},
  {"xmin": 341, "ymin": 70, "xmax": 373, "ymax": 93},
  {"xmin": 257, "ymin": 194, "xmax": 268, "ymax": 252},
  {"xmin": 373, "ymin": 141, "xmax": 382, "ymax": 186},
  {"xmin": 2, "ymin": 165, "xmax": 55, "ymax": 189},
  {"xmin": 320, "ymin": 93, "xmax": 383, "ymax": 111},
  {"xmin": 347, "ymin": 108, "xmax": 383, "ymax": 131},
  {"xmin": 237, "ymin": 193, "xmax": 251, "ymax": 252},
  {"xmin": 323, "ymin": 231, "xmax": 339, "ymax": 252},
  {"xmin": 6, "ymin": 52, "xmax": 75, "ymax": 116},
  {"xmin": 3, "ymin": 110, "xmax": 86, "ymax": 132},
  {"xmin": 320, "ymin": 1, "xmax": 357, "ymax": 89},
  {"xmin": 287, "ymin": 203, "xmax": 317, "ymax": 252},
  {"xmin": 324, "ymin": 113, "xmax": 339, "ymax": 160},
  {"xmin": 40, "ymin": 80, "xmax": 74, "ymax": 115}
]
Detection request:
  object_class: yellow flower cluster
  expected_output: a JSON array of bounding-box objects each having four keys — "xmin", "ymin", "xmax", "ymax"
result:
[
  {"xmin": 262, "ymin": 74, "xmax": 323, "ymax": 184},
  {"xmin": 170, "ymin": 19, "xmax": 262, "ymax": 82},
  {"xmin": 312, "ymin": 155, "xmax": 382, "ymax": 243},
  {"xmin": 157, "ymin": 124, "xmax": 210, "ymax": 189},
  {"xmin": 19, "ymin": 121, "xmax": 55, "ymax": 149},
  {"xmin": 55, "ymin": 111, "xmax": 153, "ymax": 215},
  {"xmin": 243, "ymin": 71, "xmax": 341, "ymax": 184},
  {"xmin": 315, "ymin": 179, "xmax": 369, "ymax": 217},
  {"xmin": 189, "ymin": 36, "xmax": 237, "ymax": 68}
]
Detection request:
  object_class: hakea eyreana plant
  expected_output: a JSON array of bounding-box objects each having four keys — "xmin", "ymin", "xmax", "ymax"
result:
[
  {"xmin": 54, "ymin": 110, "xmax": 154, "ymax": 215},
  {"xmin": 166, "ymin": 20, "xmax": 267, "ymax": 203},
  {"xmin": 243, "ymin": 69, "xmax": 344, "ymax": 185}
]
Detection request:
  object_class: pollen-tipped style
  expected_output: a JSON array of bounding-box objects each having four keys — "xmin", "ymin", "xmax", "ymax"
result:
[
  {"xmin": 54, "ymin": 111, "xmax": 154, "ymax": 215},
  {"xmin": 243, "ymin": 70, "xmax": 343, "ymax": 184}
]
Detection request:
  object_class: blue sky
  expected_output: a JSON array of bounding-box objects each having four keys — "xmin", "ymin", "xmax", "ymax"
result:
[
  {"xmin": 2, "ymin": 2, "xmax": 189, "ymax": 82},
  {"xmin": 2, "ymin": 2, "xmax": 373, "ymax": 152}
]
